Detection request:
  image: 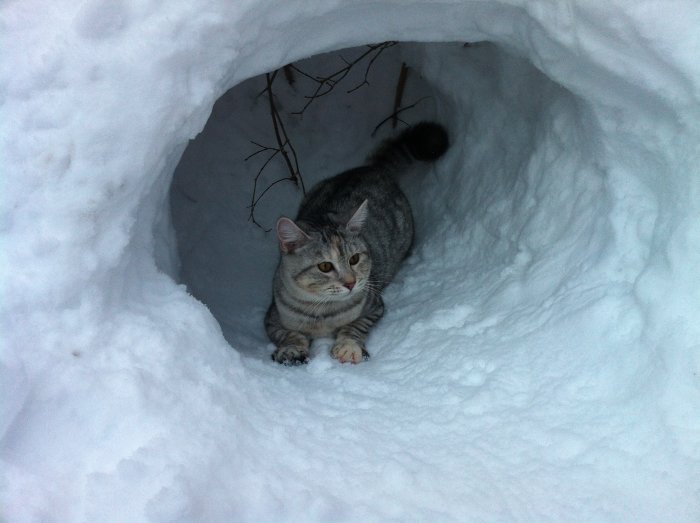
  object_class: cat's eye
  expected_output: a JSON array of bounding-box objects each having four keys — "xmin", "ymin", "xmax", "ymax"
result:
[
  {"xmin": 349, "ymin": 253, "xmax": 360, "ymax": 265},
  {"xmin": 317, "ymin": 261, "xmax": 333, "ymax": 273}
]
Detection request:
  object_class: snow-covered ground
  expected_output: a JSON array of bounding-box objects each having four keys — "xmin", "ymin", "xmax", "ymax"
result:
[{"xmin": 3, "ymin": 1, "xmax": 700, "ymax": 521}]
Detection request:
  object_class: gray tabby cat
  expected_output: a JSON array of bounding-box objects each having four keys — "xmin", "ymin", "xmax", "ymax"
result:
[{"xmin": 266, "ymin": 122, "xmax": 449, "ymax": 365}]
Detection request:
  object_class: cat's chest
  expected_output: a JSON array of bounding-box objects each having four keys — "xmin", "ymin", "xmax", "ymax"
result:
[{"xmin": 276, "ymin": 292, "xmax": 366, "ymax": 337}]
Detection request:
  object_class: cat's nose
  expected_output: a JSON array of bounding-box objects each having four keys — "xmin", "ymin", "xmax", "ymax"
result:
[{"xmin": 343, "ymin": 280, "xmax": 355, "ymax": 290}]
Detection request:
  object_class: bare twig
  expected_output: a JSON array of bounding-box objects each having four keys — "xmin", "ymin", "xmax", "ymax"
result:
[
  {"xmin": 371, "ymin": 96, "xmax": 430, "ymax": 137},
  {"xmin": 347, "ymin": 42, "xmax": 397, "ymax": 94},
  {"xmin": 247, "ymin": 148, "xmax": 281, "ymax": 230},
  {"xmin": 244, "ymin": 141, "xmax": 278, "ymax": 161},
  {"xmin": 392, "ymin": 63, "xmax": 409, "ymax": 129},
  {"xmin": 246, "ymin": 71, "xmax": 305, "ymax": 230},
  {"xmin": 290, "ymin": 41, "xmax": 397, "ymax": 115},
  {"xmin": 265, "ymin": 72, "xmax": 304, "ymax": 190},
  {"xmin": 283, "ymin": 64, "xmax": 296, "ymax": 86},
  {"xmin": 245, "ymin": 42, "xmax": 398, "ymax": 230},
  {"xmin": 251, "ymin": 176, "xmax": 293, "ymax": 210}
]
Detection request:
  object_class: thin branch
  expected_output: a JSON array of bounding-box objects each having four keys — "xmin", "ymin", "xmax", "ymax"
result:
[
  {"xmin": 391, "ymin": 63, "xmax": 409, "ymax": 128},
  {"xmin": 283, "ymin": 64, "xmax": 296, "ymax": 86},
  {"xmin": 292, "ymin": 41, "xmax": 397, "ymax": 115},
  {"xmin": 246, "ymin": 72, "xmax": 306, "ymax": 230},
  {"xmin": 287, "ymin": 64, "xmax": 318, "ymax": 82},
  {"xmin": 266, "ymin": 72, "xmax": 302, "ymax": 188},
  {"xmin": 247, "ymin": 149, "xmax": 281, "ymax": 232},
  {"xmin": 250, "ymin": 176, "xmax": 295, "ymax": 210},
  {"xmin": 371, "ymin": 96, "xmax": 430, "ymax": 137},
  {"xmin": 244, "ymin": 141, "xmax": 278, "ymax": 161},
  {"xmin": 245, "ymin": 42, "xmax": 397, "ymax": 230},
  {"xmin": 347, "ymin": 42, "xmax": 397, "ymax": 94}
]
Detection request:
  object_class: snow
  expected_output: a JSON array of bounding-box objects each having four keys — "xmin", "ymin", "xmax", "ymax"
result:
[{"xmin": 2, "ymin": 0, "xmax": 700, "ymax": 521}]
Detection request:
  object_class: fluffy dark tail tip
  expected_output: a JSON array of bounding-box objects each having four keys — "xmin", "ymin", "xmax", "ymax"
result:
[{"xmin": 405, "ymin": 122, "xmax": 449, "ymax": 162}]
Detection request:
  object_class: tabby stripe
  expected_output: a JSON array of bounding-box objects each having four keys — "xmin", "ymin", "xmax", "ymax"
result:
[
  {"xmin": 276, "ymin": 293, "xmax": 320, "ymax": 318},
  {"xmin": 294, "ymin": 265, "xmax": 319, "ymax": 280},
  {"xmin": 265, "ymin": 305, "xmax": 310, "ymax": 348},
  {"xmin": 335, "ymin": 294, "xmax": 385, "ymax": 344},
  {"xmin": 276, "ymin": 290, "xmax": 365, "ymax": 320}
]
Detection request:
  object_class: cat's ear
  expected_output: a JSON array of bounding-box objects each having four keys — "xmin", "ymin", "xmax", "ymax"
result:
[
  {"xmin": 346, "ymin": 199, "xmax": 369, "ymax": 233},
  {"xmin": 276, "ymin": 217, "xmax": 311, "ymax": 253}
]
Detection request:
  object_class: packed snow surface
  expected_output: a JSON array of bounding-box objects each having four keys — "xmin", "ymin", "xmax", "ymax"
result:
[{"xmin": 3, "ymin": 0, "xmax": 700, "ymax": 521}]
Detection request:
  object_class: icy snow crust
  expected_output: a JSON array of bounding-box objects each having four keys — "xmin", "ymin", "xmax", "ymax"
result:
[{"xmin": 3, "ymin": 0, "xmax": 700, "ymax": 521}]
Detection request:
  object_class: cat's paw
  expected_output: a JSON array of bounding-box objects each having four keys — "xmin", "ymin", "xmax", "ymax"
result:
[
  {"xmin": 330, "ymin": 340, "xmax": 370, "ymax": 364},
  {"xmin": 271, "ymin": 345, "xmax": 309, "ymax": 366}
]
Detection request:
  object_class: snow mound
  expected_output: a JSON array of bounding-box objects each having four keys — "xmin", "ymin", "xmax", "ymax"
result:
[{"xmin": 3, "ymin": 1, "xmax": 700, "ymax": 521}]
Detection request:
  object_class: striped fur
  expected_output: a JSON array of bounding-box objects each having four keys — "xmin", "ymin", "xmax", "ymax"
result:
[{"xmin": 266, "ymin": 122, "xmax": 448, "ymax": 365}]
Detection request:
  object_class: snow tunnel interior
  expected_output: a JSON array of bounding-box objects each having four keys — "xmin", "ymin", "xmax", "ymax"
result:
[
  {"xmin": 7, "ymin": 3, "xmax": 700, "ymax": 519},
  {"xmin": 167, "ymin": 40, "xmax": 608, "ymax": 362}
]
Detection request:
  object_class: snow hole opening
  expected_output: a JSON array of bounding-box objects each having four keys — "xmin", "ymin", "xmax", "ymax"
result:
[
  {"xmin": 165, "ymin": 40, "xmax": 607, "ymax": 363},
  {"xmin": 7, "ymin": 4, "xmax": 700, "ymax": 521}
]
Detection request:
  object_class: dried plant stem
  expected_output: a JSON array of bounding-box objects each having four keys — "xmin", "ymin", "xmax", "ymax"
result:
[
  {"xmin": 246, "ymin": 71, "xmax": 305, "ymax": 231},
  {"xmin": 246, "ymin": 42, "xmax": 398, "ymax": 230},
  {"xmin": 371, "ymin": 96, "xmax": 430, "ymax": 137},
  {"xmin": 392, "ymin": 63, "xmax": 409, "ymax": 129},
  {"xmin": 290, "ymin": 41, "xmax": 397, "ymax": 115}
]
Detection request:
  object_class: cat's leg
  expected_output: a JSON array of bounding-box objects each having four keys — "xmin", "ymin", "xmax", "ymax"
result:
[
  {"xmin": 331, "ymin": 294, "xmax": 384, "ymax": 364},
  {"xmin": 265, "ymin": 303, "xmax": 311, "ymax": 365}
]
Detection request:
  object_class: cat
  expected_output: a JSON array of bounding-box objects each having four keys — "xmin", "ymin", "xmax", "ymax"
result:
[{"xmin": 265, "ymin": 122, "xmax": 449, "ymax": 365}]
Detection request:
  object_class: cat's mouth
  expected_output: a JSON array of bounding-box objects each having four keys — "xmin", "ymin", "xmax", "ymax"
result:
[
  {"xmin": 328, "ymin": 288, "xmax": 353, "ymax": 298},
  {"xmin": 326, "ymin": 282, "xmax": 364, "ymax": 299}
]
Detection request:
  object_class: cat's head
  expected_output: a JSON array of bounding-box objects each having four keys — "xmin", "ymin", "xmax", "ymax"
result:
[{"xmin": 276, "ymin": 200, "xmax": 371, "ymax": 301}]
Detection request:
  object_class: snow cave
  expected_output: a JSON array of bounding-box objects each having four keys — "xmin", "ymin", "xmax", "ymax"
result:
[{"xmin": 3, "ymin": 1, "xmax": 699, "ymax": 521}]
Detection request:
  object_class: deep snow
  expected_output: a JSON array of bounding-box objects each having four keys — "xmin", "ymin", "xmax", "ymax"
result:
[{"xmin": 3, "ymin": 1, "xmax": 700, "ymax": 521}]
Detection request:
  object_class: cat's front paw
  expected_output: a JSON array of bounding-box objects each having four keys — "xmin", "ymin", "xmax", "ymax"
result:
[
  {"xmin": 271, "ymin": 345, "xmax": 309, "ymax": 366},
  {"xmin": 331, "ymin": 340, "xmax": 370, "ymax": 364}
]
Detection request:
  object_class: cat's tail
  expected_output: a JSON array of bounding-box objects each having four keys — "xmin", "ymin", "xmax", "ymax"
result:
[{"xmin": 368, "ymin": 121, "xmax": 449, "ymax": 174}]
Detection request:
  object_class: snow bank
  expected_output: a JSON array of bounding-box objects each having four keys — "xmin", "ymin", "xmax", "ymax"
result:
[{"xmin": 3, "ymin": 0, "xmax": 700, "ymax": 521}]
